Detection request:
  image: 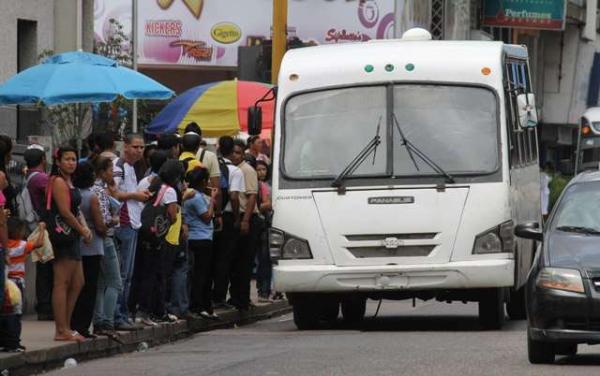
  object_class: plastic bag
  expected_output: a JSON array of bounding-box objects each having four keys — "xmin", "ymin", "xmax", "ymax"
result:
[{"xmin": 28, "ymin": 228, "xmax": 54, "ymax": 263}]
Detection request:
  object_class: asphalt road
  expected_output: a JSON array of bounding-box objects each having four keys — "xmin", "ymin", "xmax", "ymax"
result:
[{"xmin": 44, "ymin": 300, "xmax": 600, "ymax": 376}]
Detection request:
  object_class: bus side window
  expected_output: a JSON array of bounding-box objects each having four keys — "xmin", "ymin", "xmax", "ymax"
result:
[{"xmin": 505, "ymin": 60, "xmax": 537, "ymax": 167}]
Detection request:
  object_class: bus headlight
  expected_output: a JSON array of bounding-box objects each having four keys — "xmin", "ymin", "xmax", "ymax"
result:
[
  {"xmin": 269, "ymin": 228, "xmax": 313, "ymax": 260},
  {"xmin": 472, "ymin": 221, "xmax": 514, "ymax": 254},
  {"xmin": 536, "ymin": 268, "xmax": 585, "ymax": 294}
]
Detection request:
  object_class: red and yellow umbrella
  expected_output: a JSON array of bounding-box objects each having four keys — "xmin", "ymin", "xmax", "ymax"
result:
[{"xmin": 147, "ymin": 80, "xmax": 274, "ymax": 138}]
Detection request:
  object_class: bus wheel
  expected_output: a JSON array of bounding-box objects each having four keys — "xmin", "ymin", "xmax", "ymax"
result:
[
  {"xmin": 478, "ymin": 288, "xmax": 505, "ymax": 330},
  {"xmin": 293, "ymin": 301, "xmax": 320, "ymax": 330},
  {"xmin": 341, "ymin": 297, "xmax": 366, "ymax": 326},
  {"xmin": 506, "ymin": 287, "xmax": 527, "ymax": 320}
]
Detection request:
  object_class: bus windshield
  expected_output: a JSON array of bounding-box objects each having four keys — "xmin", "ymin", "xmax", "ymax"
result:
[{"xmin": 283, "ymin": 84, "xmax": 499, "ymax": 180}]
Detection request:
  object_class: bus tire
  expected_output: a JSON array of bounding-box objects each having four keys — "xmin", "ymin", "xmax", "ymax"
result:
[
  {"xmin": 293, "ymin": 302, "xmax": 320, "ymax": 330},
  {"xmin": 341, "ymin": 297, "xmax": 366, "ymax": 325},
  {"xmin": 478, "ymin": 288, "xmax": 505, "ymax": 330},
  {"xmin": 506, "ymin": 287, "xmax": 527, "ymax": 320}
]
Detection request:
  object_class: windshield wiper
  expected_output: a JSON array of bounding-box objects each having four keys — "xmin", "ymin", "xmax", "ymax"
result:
[
  {"xmin": 392, "ymin": 114, "xmax": 455, "ymax": 184},
  {"xmin": 332, "ymin": 116, "xmax": 382, "ymax": 191},
  {"xmin": 556, "ymin": 226, "xmax": 600, "ymax": 235}
]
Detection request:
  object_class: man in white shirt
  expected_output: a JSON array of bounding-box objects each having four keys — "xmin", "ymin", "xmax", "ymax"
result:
[
  {"xmin": 109, "ymin": 134, "xmax": 151, "ymax": 330},
  {"xmin": 212, "ymin": 136, "xmax": 245, "ymax": 309}
]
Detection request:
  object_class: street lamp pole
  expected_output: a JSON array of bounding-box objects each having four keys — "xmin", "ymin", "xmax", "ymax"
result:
[
  {"xmin": 132, "ymin": 0, "xmax": 139, "ymax": 133},
  {"xmin": 272, "ymin": 0, "xmax": 288, "ymax": 84}
]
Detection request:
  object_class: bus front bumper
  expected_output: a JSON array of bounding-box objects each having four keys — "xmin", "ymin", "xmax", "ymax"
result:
[{"xmin": 273, "ymin": 259, "xmax": 514, "ymax": 292}]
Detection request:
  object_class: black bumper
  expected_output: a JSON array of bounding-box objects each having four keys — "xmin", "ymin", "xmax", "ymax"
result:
[{"xmin": 530, "ymin": 327, "xmax": 600, "ymax": 344}]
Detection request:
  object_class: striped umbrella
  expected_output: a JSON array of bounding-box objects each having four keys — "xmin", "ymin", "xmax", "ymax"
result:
[{"xmin": 146, "ymin": 80, "xmax": 274, "ymax": 138}]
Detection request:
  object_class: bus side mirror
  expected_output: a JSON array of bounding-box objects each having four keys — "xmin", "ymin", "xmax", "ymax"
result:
[
  {"xmin": 248, "ymin": 106, "xmax": 262, "ymax": 136},
  {"xmin": 517, "ymin": 93, "xmax": 538, "ymax": 128}
]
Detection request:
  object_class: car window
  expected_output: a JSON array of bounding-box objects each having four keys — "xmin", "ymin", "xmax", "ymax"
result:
[{"xmin": 552, "ymin": 181, "xmax": 600, "ymax": 232}]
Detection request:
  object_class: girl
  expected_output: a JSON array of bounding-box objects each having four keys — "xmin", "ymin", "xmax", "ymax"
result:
[
  {"xmin": 255, "ymin": 160, "xmax": 274, "ymax": 302},
  {"xmin": 184, "ymin": 168, "xmax": 218, "ymax": 319},
  {"xmin": 138, "ymin": 159, "xmax": 183, "ymax": 324},
  {"xmin": 47, "ymin": 146, "xmax": 92, "ymax": 342},
  {"xmin": 91, "ymin": 156, "xmax": 123, "ymax": 337},
  {"xmin": 71, "ymin": 162, "xmax": 105, "ymax": 338}
]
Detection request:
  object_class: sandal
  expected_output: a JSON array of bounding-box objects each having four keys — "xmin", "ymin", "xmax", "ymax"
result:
[{"xmin": 54, "ymin": 331, "xmax": 86, "ymax": 342}]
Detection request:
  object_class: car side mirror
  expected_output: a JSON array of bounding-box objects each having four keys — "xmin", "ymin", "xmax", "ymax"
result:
[
  {"xmin": 248, "ymin": 106, "xmax": 262, "ymax": 136},
  {"xmin": 514, "ymin": 222, "xmax": 543, "ymax": 241}
]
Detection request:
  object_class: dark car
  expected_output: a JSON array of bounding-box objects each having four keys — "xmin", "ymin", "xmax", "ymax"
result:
[{"xmin": 515, "ymin": 171, "xmax": 600, "ymax": 364}]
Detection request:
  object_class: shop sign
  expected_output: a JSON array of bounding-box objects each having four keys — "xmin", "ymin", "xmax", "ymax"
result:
[
  {"xmin": 94, "ymin": 0, "xmax": 395, "ymax": 67},
  {"xmin": 211, "ymin": 22, "xmax": 242, "ymax": 44},
  {"xmin": 482, "ymin": 0, "xmax": 566, "ymax": 30}
]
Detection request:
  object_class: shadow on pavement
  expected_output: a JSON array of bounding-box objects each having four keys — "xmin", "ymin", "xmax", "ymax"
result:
[{"xmin": 555, "ymin": 354, "xmax": 600, "ymax": 366}]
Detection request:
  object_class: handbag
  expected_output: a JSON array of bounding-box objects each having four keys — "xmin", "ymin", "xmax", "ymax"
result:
[{"xmin": 45, "ymin": 177, "xmax": 77, "ymax": 248}]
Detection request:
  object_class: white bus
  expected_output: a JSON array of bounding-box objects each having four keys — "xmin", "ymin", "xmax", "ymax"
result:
[{"xmin": 265, "ymin": 29, "xmax": 541, "ymax": 330}]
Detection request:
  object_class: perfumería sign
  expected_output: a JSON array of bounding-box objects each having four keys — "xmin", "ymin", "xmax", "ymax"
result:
[{"xmin": 482, "ymin": 0, "xmax": 566, "ymax": 30}]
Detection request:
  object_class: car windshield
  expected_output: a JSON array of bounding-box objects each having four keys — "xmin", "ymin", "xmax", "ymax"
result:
[
  {"xmin": 283, "ymin": 84, "xmax": 498, "ymax": 179},
  {"xmin": 552, "ymin": 181, "xmax": 600, "ymax": 234}
]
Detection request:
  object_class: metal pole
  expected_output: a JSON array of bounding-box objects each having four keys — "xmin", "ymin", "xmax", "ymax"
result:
[
  {"xmin": 132, "ymin": 0, "xmax": 139, "ymax": 133},
  {"xmin": 394, "ymin": 0, "xmax": 400, "ymax": 38},
  {"xmin": 575, "ymin": 122, "xmax": 583, "ymax": 174},
  {"xmin": 271, "ymin": 0, "xmax": 287, "ymax": 84}
]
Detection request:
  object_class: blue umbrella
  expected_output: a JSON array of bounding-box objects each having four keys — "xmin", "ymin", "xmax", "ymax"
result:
[{"xmin": 0, "ymin": 51, "xmax": 173, "ymax": 106}]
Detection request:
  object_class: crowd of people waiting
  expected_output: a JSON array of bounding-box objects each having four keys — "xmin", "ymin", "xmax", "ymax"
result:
[{"xmin": 0, "ymin": 123, "xmax": 276, "ymax": 351}]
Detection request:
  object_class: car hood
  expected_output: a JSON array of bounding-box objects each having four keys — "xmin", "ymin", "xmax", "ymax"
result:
[{"xmin": 547, "ymin": 231, "xmax": 600, "ymax": 273}]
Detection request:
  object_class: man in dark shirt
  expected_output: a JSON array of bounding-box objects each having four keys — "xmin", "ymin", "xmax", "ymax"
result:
[{"xmin": 24, "ymin": 145, "xmax": 52, "ymax": 320}]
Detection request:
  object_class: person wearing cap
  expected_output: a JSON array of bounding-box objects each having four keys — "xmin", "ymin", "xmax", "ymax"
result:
[
  {"xmin": 24, "ymin": 145, "xmax": 53, "ymax": 320},
  {"xmin": 180, "ymin": 133, "xmax": 203, "ymax": 174},
  {"xmin": 184, "ymin": 123, "xmax": 221, "ymax": 192}
]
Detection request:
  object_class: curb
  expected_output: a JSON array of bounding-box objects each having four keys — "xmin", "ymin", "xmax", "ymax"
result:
[{"xmin": 0, "ymin": 301, "xmax": 291, "ymax": 376}]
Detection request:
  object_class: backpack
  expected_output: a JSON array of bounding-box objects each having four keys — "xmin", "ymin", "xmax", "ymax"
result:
[
  {"xmin": 217, "ymin": 156, "xmax": 231, "ymax": 209},
  {"xmin": 139, "ymin": 184, "xmax": 171, "ymax": 245},
  {"xmin": 17, "ymin": 172, "xmax": 40, "ymax": 228},
  {"xmin": 181, "ymin": 156, "xmax": 195, "ymax": 174},
  {"xmin": 200, "ymin": 149, "xmax": 231, "ymax": 208}
]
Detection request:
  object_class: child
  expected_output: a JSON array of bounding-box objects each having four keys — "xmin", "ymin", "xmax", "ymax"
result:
[
  {"xmin": 184, "ymin": 167, "xmax": 218, "ymax": 319},
  {"xmin": 6, "ymin": 218, "xmax": 46, "ymax": 293},
  {"xmin": 0, "ymin": 278, "xmax": 23, "ymax": 352}
]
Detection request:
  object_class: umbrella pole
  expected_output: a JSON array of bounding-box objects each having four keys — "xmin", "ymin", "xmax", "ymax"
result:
[{"xmin": 75, "ymin": 103, "xmax": 83, "ymax": 156}]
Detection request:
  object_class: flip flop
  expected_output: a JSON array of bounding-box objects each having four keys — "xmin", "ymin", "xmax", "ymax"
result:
[{"xmin": 54, "ymin": 331, "xmax": 85, "ymax": 342}]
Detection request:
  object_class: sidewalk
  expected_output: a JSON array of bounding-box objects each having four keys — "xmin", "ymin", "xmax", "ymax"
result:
[{"xmin": 0, "ymin": 288, "xmax": 290, "ymax": 376}]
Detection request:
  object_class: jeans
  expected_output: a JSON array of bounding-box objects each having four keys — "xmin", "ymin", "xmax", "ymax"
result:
[
  {"xmin": 71, "ymin": 255, "xmax": 101, "ymax": 334},
  {"xmin": 229, "ymin": 215, "xmax": 260, "ymax": 308},
  {"xmin": 115, "ymin": 226, "xmax": 138, "ymax": 324},
  {"xmin": 0, "ymin": 314, "xmax": 21, "ymax": 349},
  {"xmin": 189, "ymin": 240, "xmax": 213, "ymax": 313},
  {"xmin": 212, "ymin": 213, "xmax": 238, "ymax": 303},
  {"xmin": 0, "ymin": 248, "xmax": 4, "ymax": 305},
  {"xmin": 35, "ymin": 260, "xmax": 54, "ymax": 316},
  {"xmin": 256, "ymin": 224, "xmax": 272, "ymax": 297},
  {"xmin": 168, "ymin": 246, "xmax": 190, "ymax": 317},
  {"xmin": 94, "ymin": 238, "xmax": 122, "ymax": 329}
]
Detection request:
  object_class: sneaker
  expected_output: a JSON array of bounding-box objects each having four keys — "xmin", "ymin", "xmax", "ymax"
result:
[
  {"xmin": 182, "ymin": 311, "xmax": 200, "ymax": 320},
  {"xmin": 2, "ymin": 347, "xmax": 25, "ymax": 353},
  {"xmin": 199, "ymin": 311, "xmax": 212, "ymax": 319},
  {"xmin": 115, "ymin": 321, "xmax": 142, "ymax": 331},
  {"xmin": 272, "ymin": 292, "xmax": 284, "ymax": 300},
  {"xmin": 258, "ymin": 296, "xmax": 274, "ymax": 303},
  {"xmin": 213, "ymin": 301, "xmax": 236, "ymax": 310}
]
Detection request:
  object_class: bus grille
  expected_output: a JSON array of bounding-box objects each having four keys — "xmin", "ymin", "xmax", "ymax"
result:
[{"xmin": 345, "ymin": 245, "xmax": 436, "ymax": 258}]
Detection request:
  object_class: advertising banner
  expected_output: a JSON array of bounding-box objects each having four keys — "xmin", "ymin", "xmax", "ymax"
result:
[
  {"xmin": 482, "ymin": 0, "xmax": 566, "ymax": 30},
  {"xmin": 94, "ymin": 0, "xmax": 395, "ymax": 68}
]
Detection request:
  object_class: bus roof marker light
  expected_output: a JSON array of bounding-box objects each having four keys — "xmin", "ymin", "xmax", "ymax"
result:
[
  {"xmin": 364, "ymin": 64, "xmax": 374, "ymax": 73},
  {"xmin": 405, "ymin": 63, "xmax": 415, "ymax": 72},
  {"xmin": 289, "ymin": 73, "xmax": 299, "ymax": 81},
  {"xmin": 482, "ymin": 67, "xmax": 492, "ymax": 76},
  {"xmin": 385, "ymin": 64, "xmax": 395, "ymax": 72}
]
